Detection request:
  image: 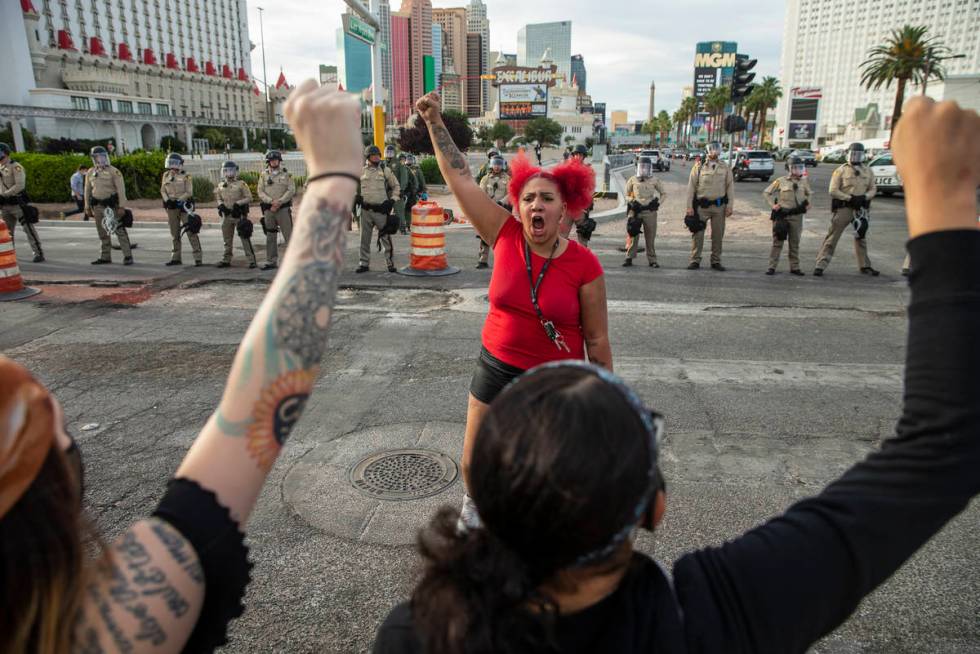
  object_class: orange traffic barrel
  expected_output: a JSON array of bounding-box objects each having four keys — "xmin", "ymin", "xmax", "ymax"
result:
[
  {"xmin": 0, "ymin": 220, "xmax": 41, "ymax": 301},
  {"xmin": 398, "ymin": 200, "xmax": 460, "ymax": 277}
]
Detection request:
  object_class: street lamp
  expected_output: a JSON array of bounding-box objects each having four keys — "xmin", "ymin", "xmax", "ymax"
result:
[
  {"xmin": 257, "ymin": 6, "xmax": 272, "ymax": 149},
  {"xmin": 341, "ymin": 0, "xmax": 385, "ymax": 149},
  {"xmin": 922, "ymin": 52, "xmax": 966, "ymax": 96}
]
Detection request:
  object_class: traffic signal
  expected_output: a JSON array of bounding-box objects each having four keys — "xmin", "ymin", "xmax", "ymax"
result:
[
  {"xmin": 731, "ymin": 54, "xmax": 757, "ymax": 104},
  {"xmin": 724, "ymin": 114, "xmax": 747, "ymax": 134}
]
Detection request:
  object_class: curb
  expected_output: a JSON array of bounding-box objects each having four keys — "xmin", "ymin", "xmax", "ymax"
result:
[{"xmin": 38, "ymin": 219, "xmax": 227, "ymax": 230}]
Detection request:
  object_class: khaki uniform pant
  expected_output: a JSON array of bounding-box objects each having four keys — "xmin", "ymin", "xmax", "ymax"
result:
[
  {"xmin": 690, "ymin": 204, "xmax": 726, "ymax": 265},
  {"xmin": 93, "ymin": 204, "xmax": 132, "ymax": 259},
  {"xmin": 221, "ymin": 215, "xmax": 256, "ymax": 265},
  {"xmin": 768, "ymin": 214, "xmax": 804, "ymax": 271},
  {"xmin": 166, "ymin": 208, "xmax": 202, "ymax": 263},
  {"xmin": 478, "ymin": 237, "xmax": 490, "ymax": 263},
  {"xmin": 263, "ymin": 207, "xmax": 293, "ymax": 265},
  {"xmin": 626, "ymin": 210, "xmax": 658, "ymax": 264},
  {"xmin": 814, "ymin": 207, "xmax": 870, "ymax": 271},
  {"xmin": 359, "ymin": 209, "xmax": 393, "ymax": 267},
  {"xmin": 2, "ymin": 206, "xmax": 43, "ymax": 258}
]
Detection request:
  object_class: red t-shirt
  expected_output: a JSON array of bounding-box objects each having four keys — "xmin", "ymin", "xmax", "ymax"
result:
[{"xmin": 482, "ymin": 218, "xmax": 604, "ymax": 370}]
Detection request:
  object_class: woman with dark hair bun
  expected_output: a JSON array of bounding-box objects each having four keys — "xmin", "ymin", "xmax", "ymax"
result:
[
  {"xmin": 375, "ymin": 98, "xmax": 980, "ymax": 654},
  {"xmin": 414, "ymin": 92, "xmax": 612, "ymax": 529}
]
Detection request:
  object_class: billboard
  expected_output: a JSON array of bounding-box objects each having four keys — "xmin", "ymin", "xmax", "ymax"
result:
[
  {"xmin": 492, "ymin": 65, "xmax": 558, "ymax": 86},
  {"xmin": 787, "ymin": 122, "xmax": 816, "ymax": 140},
  {"xmin": 693, "ymin": 41, "xmax": 737, "ymax": 104},
  {"xmin": 500, "ymin": 101, "xmax": 547, "ymax": 120},
  {"xmin": 499, "ymin": 84, "xmax": 548, "ymax": 103},
  {"xmin": 787, "ymin": 87, "xmax": 821, "ymax": 145}
]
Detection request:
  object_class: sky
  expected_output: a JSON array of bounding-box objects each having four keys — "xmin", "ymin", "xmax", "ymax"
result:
[{"xmin": 244, "ymin": 0, "xmax": 787, "ymax": 122}]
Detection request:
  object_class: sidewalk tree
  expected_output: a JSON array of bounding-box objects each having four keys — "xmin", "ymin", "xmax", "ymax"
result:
[
  {"xmin": 704, "ymin": 86, "xmax": 730, "ymax": 141},
  {"xmin": 489, "ymin": 121, "xmax": 515, "ymax": 146},
  {"xmin": 657, "ymin": 110, "xmax": 672, "ymax": 145},
  {"xmin": 751, "ymin": 77, "xmax": 782, "ymax": 147},
  {"xmin": 398, "ymin": 110, "xmax": 473, "ymax": 155},
  {"xmin": 523, "ymin": 117, "xmax": 563, "ymax": 147},
  {"xmin": 861, "ymin": 25, "xmax": 952, "ymax": 128}
]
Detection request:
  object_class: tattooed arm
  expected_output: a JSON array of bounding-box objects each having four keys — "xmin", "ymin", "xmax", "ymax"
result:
[
  {"xmin": 416, "ymin": 92, "xmax": 510, "ymax": 245},
  {"xmin": 76, "ymin": 81, "xmax": 363, "ymax": 653}
]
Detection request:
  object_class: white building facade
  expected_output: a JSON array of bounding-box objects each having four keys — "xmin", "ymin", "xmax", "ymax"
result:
[
  {"xmin": 517, "ymin": 21, "xmax": 571, "ymax": 84},
  {"xmin": 1, "ymin": 0, "xmax": 262, "ymax": 152},
  {"xmin": 776, "ymin": 0, "xmax": 980, "ymax": 146}
]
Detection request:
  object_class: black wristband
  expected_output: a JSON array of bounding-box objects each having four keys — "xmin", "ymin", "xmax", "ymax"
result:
[{"xmin": 306, "ymin": 171, "xmax": 360, "ymax": 185}]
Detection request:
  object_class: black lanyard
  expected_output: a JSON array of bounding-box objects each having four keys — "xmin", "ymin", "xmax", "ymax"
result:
[{"xmin": 524, "ymin": 239, "xmax": 570, "ymax": 352}]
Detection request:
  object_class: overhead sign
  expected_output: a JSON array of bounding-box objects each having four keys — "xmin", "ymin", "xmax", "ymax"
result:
[
  {"xmin": 499, "ymin": 84, "xmax": 548, "ymax": 103},
  {"xmin": 790, "ymin": 87, "xmax": 823, "ymax": 99},
  {"xmin": 492, "ymin": 65, "xmax": 558, "ymax": 87},
  {"xmin": 500, "ymin": 101, "xmax": 547, "ymax": 120}
]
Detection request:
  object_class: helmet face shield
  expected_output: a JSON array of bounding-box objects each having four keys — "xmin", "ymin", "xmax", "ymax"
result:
[
  {"xmin": 405, "ymin": 155, "xmax": 416, "ymax": 166},
  {"xmin": 848, "ymin": 149, "xmax": 865, "ymax": 165},
  {"xmin": 222, "ymin": 163, "xmax": 238, "ymax": 179},
  {"xmin": 491, "ymin": 156, "xmax": 505, "ymax": 171},
  {"xmin": 638, "ymin": 163, "xmax": 652, "ymax": 177},
  {"xmin": 384, "ymin": 146, "xmax": 396, "ymax": 159},
  {"xmin": 165, "ymin": 154, "xmax": 183, "ymax": 169},
  {"xmin": 91, "ymin": 152, "xmax": 109, "ymax": 167},
  {"xmin": 706, "ymin": 142, "xmax": 722, "ymax": 158},
  {"xmin": 790, "ymin": 164, "xmax": 806, "ymax": 177}
]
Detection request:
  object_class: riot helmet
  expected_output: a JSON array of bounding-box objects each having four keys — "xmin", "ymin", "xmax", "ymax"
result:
[
  {"xmin": 847, "ymin": 142, "xmax": 866, "ymax": 165},
  {"xmin": 491, "ymin": 156, "xmax": 505, "ymax": 172},
  {"xmin": 571, "ymin": 144, "xmax": 588, "ymax": 161},
  {"xmin": 221, "ymin": 160, "xmax": 239, "ymax": 180},
  {"xmin": 265, "ymin": 150, "xmax": 282, "ymax": 167},
  {"xmin": 384, "ymin": 145, "xmax": 396, "ymax": 160},
  {"xmin": 487, "ymin": 148, "xmax": 500, "ymax": 159},
  {"xmin": 365, "ymin": 144, "xmax": 382, "ymax": 164},
  {"xmin": 0, "ymin": 142, "xmax": 10, "ymax": 161},
  {"xmin": 165, "ymin": 153, "xmax": 184, "ymax": 170},
  {"xmin": 90, "ymin": 146, "xmax": 110, "ymax": 168},
  {"xmin": 637, "ymin": 156, "xmax": 653, "ymax": 178},
  {"xmin": 405, "ymin": 154, "xmax": 417, "ymax": 166},
  {"xmin": 706, "ymin": 141, "xmax": 723, "ymax": 159},
  {"xmin": 786, "ymin": 156, "xmax": 805, "ymax": 178}
]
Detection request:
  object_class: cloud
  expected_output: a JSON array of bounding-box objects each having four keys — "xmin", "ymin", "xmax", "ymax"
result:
[{"xmin": 245, "ymin": 0, "xmax": 786, "ymax": 120}]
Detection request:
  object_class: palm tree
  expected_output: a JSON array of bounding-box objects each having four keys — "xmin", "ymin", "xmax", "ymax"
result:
[
  {"xmin": 681, "ymin": 96, "xmax": 698, "ymax": 147},
  {"xmin": 704, "ymin": 87, "xmax": 730, "ymax": 142},
  {"xmin": 672, "ymin": 109, "xmax": 685, "ymax": 146},
  {"xmin": 861, "ymin": 25, "xmax": 952, "ymax": 128},
  {"xmin": 656, "ymin": 110, "xmax": 672, "ymax": 146},
  {"xmin": 751, "ymin": 77, "xmax": 782, "ymax": 148}
]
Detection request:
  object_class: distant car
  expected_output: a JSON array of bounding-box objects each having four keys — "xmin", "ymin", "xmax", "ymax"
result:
[
  {"xmin": 868, "ymin": 152, "xmax": 903, "ymax": 196},
  {"xmin": 733, "ymin": 150, "xmax": 775, "ymax": 182},
  {"xmin": 789, "ymin": 150, "xmax": 817, "ymax": 167},
  {"xmin": 639, "ymin": 149, "xmax": 669, "ymax": 171},
  {"xmin": 820, "ymin": 149, "xmax": 847, "ymax": 164},
  {"xmin": 773, "ymin": 148, "xmax": 793, "ymax": 162}
]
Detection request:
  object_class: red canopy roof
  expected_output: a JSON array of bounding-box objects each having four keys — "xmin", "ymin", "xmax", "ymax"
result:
[
  {"xmin": 89, "ymin": 37, "xmax": 107, "ymax": 57},
  {"xmin": 205, "ymin": 61, "xmax": 217, "ymax": 76},
  {"xmin": 166, "ymin": 53, "xmax": 179, "ymax": 69},
  {"xmin": 143, "ymin": 48, "xmax": 157, "ymax": 65},
  {"xmin": 275, "ymin": 71, "xmax": 289, "ymax": 89},
  {"xmin": 185, "ymin": 57, "xmax": 199, "ymax": 73},
  {"xmin": 57, "ymin": 30, "xmax": 76, "ymax": 51},
  {"xmin": 20, "ymin": 0, "xmax": 38, "ymax": 13},
  {"xmin": 117, "ymin": 43, "xmax": 133, "ymax": 61},
  {"xmin": 237, "ymin": 67, "xmax": 249, "ymax": 81}
]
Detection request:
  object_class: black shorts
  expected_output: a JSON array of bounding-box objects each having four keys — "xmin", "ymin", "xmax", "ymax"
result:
[{"xmin": 469, "ymin": 347, "xmax": 526, "ymax": 405}]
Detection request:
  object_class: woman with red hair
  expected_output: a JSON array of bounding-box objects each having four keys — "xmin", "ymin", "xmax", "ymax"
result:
[{"xmin": 416, "ymin": 93, "xmax": 613, "ymax": 527}]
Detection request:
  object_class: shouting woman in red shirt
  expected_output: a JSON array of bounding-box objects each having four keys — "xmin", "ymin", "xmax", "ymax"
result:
[{"xmin": 416, "ymin": 93, "xmax": 613, "ymax": 527}]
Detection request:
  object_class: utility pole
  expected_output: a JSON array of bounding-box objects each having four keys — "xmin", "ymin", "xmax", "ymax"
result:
[
  {"xmin": 258, "ymin": 6, "xmax": 271, "ymax": 150},
  {"xmin": 343, "ymin": 0, "xmax": 385, "ymax": 149}
]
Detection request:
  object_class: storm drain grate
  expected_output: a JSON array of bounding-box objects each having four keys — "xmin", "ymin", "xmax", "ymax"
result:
[{"xmin": 349, "ymin": 449, "xmax": 458, "ymax": 500}]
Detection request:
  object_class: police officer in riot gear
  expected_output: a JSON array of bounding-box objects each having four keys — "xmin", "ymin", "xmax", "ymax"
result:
[
  {"xmin": 386, "ymin": 150, "xmax": 415, "ymax": 234},
  {"xmin": 623, "ymin": 156, "xmax": 666, "ymax": 267},
  {"xmin": 570, "ymin": 144, "xmax": 588, "ymax": 164},
  {"xmin": 814, "ymin": 142, "xmax": 879, "ymax": 276},
  {"xmin": 476, "ymin": 155, "xmax": 511, "ymax": 268},
  {"xmin": 161, "ymin": 152, "xmax": 202, "ymax": 266},
  {"xmin": 0, "ymin": 142, "xmax": 44, "ymax": 262},
  {"xmin": 356, "ymin": 145, "xmax": 400, "ymax": 273},
  {"xmin": 404, "ymin": 154, "xmax": 427, "ymax": 229},
  {"xmin": 763, "ymin": 156, "xmax": 811, "ymax": 275},
  {"xmin": 85, "ymin": 145, "xmax": 134, "ymax": 265},
  {"xmin": 258, "ymin": 150, "xmax": 295, "ymax": 270},
  {"xmin": 215, "ymin": 160, "xmax": 257, "ymax": 268},
  {"xmin": 476, "ymin": 148, "xmax": 501, "ymax": 184},
  {"xmin": 685, "ymin": 141, "xmax": 734, "ymax": 270}
]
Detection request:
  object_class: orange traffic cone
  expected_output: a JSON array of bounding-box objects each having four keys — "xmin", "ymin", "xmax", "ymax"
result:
[
  {"xmin": 0, "ymin": 220, "xmax": 41, "ymax": 301},
  {"xmin": 398, "ymin": 200, "xmax": 460, "ymax": 277}
]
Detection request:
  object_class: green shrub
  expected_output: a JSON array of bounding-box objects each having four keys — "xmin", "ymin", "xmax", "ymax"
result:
[
  {"xmin": 238, "ymin": 171, "xmax": 260, "ymax": 199},
  {"xmin": 293, "ymin": 175, "xmax": 307, "ymax": 189},
  {"xmin": 10, "ymin": 151, "xmax": 167, "ymax": 202},
  {"xmin": 420, "ymin": 157, "xmax": 443, "ymax": 185},
  {"xmin": 114, "ymin": 151, "xmax": 166, "ymax": 200},
  {"xmin": 192, "ymin": 176, "xmax": 215, "ymax": 203}
]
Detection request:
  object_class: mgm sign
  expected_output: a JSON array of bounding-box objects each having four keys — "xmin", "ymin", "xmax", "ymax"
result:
[{"xmin": 693, "ymin": 41, "xmax": 738, "ymax": 104}]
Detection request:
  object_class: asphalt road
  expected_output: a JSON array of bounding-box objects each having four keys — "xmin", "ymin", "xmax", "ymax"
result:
[{"xmin": 2, "ymin": 160, "xmax": 976, "ymax": 653}]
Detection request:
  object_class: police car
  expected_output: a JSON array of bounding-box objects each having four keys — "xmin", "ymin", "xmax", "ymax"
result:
[
  {"xmin": 869, "ymin": 151, "xmax": 903, "ymax": 196},
  {"xmin": 639, "ymin": 150, "xmax": 669, "ymax": 172}
]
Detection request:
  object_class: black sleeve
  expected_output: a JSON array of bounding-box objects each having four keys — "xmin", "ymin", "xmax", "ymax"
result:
[
  {"xmin": 153, "ymin": 478, "xmax": 253, "ymax": 654},
  {"xmin": 372, "ymin": 602, "xmax": 424, "ymax": 654},
  {"xmin": 672, "ymin": 230, "xmax": 980, "ymax": 654}
]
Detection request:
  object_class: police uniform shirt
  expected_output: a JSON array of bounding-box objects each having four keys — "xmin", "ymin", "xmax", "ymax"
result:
[
  {"xmin": 84, "ymin": 166, "xmax": 127, "ymax": 208},
  {"xmin": 763, "ymin": 176, "xmax": 811, "ymax": 210},
  {"xmin": 480, "ymin": 172, "xmax": 511, "ymax": 204},
  {"xmin": 216, "ymin": 180, "xmax": 253, "ymax": 207},
  {"xmin": 0, "ymin": 160, "xmax": 26, "ymax": 199},
  {"xmin": 829, "ymin": 164, "xmax": 876, "ymax": 201},
  {"xmin": 360, "ymin": 164, "xmax": 400, "ymax": 205},
  {"xmin": 686, "ymin": 160, "xmax": 734, "ymax": 205},
  {"xmin": 161, "ymin": 170, "xmax": 193, "ymax": 202},
  {"xmin": 258, "ymin": 168, "xmax": 296, "ymax": 204},
  {"xmin": 626, "ymin": 176, "xmax": 667, "ymax": 207}
]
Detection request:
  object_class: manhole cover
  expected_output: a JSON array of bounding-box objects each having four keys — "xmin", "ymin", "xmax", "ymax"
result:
[{"xmin": 349, "ymin": 448, "xmax": 458, "ymax": 500}]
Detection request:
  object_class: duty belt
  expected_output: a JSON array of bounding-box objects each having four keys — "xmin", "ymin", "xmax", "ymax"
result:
[{"xmin": 696, "ymin": 195, "xmax": 728, "ymax": 208}]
